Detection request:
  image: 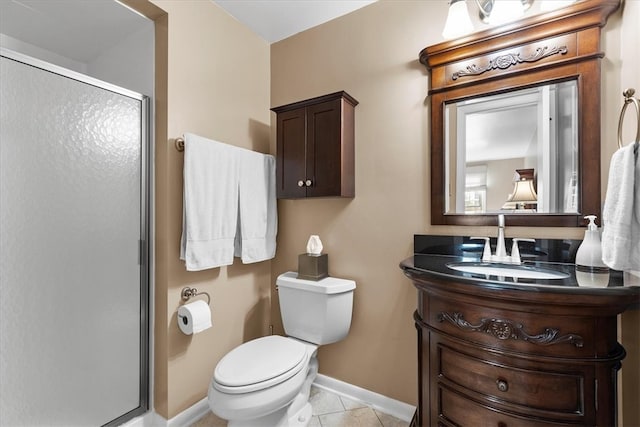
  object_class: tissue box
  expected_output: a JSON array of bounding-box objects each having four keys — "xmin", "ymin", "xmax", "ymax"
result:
[{"xmin": 297, "ymin": 253, "xmax": 328, "ymax": 281}]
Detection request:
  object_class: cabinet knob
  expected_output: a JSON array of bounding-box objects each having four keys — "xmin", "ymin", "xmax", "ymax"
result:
[
  {"xmin": 298, "ymin": 180, "xmax": 305, "ymax": 187},
  {"xmin": 305, "ymin": 179, "xmax": 313, "ymax": 187},
  {"xmin": 496, "ymin": 379, "xmax": 509, "ymax": 392}
]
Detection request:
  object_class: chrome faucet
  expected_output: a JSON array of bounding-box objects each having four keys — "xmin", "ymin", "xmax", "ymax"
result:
[
  {"xmin": 495, "ymin": 214, "xmax": 507, "ymax": 260},
  {"xmin": 471, "ymin": 215, "xmax": 535, "ymax": 264}
]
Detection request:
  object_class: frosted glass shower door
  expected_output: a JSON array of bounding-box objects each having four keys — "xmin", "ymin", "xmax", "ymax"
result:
[{"xmin": 0, "ymin": 51, "xmax": 149, "ymax": 426}]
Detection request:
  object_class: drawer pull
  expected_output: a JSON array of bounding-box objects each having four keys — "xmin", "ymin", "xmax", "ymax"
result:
[{"xmin": 496, "ymin": 379, "xmax": 509, "ymax": 392}]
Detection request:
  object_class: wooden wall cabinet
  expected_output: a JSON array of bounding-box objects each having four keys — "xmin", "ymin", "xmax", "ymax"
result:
[{"xmin": 271, "ymin": 91, "xmax": 358, "ymax": 199}]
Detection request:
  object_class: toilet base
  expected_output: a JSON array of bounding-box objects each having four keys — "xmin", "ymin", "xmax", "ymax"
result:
[
  {"xmin": 287, "ymin": 402, "xmax": 313, "ymax": 427},
  {"xmin": 228, "ymin": 402, "xmax": 312, "ymax": 427}
]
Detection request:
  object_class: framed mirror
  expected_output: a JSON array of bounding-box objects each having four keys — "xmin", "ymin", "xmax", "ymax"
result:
[
  {"xmin": 445, "ymin": 80, "xmax": 578, "ymax": 215},
  {"xmin": 420, "ymin": 0, "xmax": 619, "ymax": 227}
]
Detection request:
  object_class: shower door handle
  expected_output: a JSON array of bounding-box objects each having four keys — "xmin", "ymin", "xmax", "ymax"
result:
[{"xmin": 138, "ymin": 239, "xmax": 147, "ymax": 266}]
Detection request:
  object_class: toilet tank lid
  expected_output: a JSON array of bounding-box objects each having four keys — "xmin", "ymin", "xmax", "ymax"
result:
[{"xmin": 277, "ymin": 271, "xmax": 356, "ymax": 294}]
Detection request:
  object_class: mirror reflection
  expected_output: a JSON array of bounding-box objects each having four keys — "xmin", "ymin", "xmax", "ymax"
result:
[{"xmin": 445, "ymin": 80, "xmax": 578, "ymax": 215}]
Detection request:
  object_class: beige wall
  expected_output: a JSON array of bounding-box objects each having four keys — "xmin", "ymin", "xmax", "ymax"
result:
[
  {"xmin": 271, "ymin": 0, "xmax": 639, "ymax": 419},
  {"xmin": 135, "ymin": 0, "xmax": 272, "ymax": 419},
  {"xmin": 270, "ymin": 1, "xmax": 433, "ymax": 405},
  {"xmin": 131, "ymin": 0, "xmax": 638, "ymax": 422}
]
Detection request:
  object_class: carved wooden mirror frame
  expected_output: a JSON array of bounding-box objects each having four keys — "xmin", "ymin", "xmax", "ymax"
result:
[{"xmin": 420, "ymin": 0, "xmax": 619, "ymax": 227}]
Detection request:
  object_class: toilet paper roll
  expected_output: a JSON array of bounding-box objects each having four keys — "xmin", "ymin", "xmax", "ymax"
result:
[{"xmin": 177, "ymin": 300, "xmax": 212, "ymax": 335}]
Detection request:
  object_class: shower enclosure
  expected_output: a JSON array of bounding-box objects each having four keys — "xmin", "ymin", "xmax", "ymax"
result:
[{"xmin": 0, "ymin": 49, "xmax": 149, "ymax": 426}]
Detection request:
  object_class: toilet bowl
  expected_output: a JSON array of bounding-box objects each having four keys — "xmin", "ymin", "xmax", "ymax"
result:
[
  {"xmin": 208, "ymin": 272, "xmax": 355, "ymax": 427},
  {"xmin": 209, "ymin": 335, "xmax": 318, "ymax": 426}
]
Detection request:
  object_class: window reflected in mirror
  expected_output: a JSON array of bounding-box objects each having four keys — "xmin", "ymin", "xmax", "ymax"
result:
[{"xmin": 445, "ymin": 80, "xmax": 578, "ymax": 215}]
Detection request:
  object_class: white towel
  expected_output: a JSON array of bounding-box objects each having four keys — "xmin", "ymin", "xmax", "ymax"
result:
[
  {"xmin": 180, "ymin": 133, "xmax": 240, "ymax": 271},
  {"xmin": 602, "ymin": 141, "xmax": 640, "ymax": 271},
  {"xmin": 234, "ymin": 149, "xmax": 278, "ymax": 263}
]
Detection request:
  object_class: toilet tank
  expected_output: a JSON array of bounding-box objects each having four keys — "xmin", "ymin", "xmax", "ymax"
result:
[{"xmin": 276, "ymin": 272, "xmax": 356, "ymax": 345}]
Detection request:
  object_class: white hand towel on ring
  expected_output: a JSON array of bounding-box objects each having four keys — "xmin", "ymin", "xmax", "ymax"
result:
[{"xmin": 602, "ymin": 141, "xmax": 640, "ymax": 271}]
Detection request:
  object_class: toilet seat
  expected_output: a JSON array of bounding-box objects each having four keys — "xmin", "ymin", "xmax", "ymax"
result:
[{"xmin": 214, "ymin": 336, "xmax": 308, "ymax": 394}]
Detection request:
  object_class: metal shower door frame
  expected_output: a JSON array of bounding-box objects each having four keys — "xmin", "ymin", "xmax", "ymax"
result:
[{"xmin": 0, "ymin": 47, "xmax": 151, "ymax": 426}]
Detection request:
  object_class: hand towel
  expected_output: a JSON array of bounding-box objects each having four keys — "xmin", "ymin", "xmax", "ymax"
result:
[
  {"xmin": 602, "ymin": 141, "xmax": 640, "ymax": 271},
  {"xmin": 235, "ymin": 149, "xmax": 278, "ymax": 263},
  {"xmin": 180, "ymin": 133, "xmax": 240, "ymax": 271}
]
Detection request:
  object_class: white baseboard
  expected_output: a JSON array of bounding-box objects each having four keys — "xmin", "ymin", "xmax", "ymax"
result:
[
  {"xmin": 136, "ymin": 375, "xmax": 416, "ymax": 427},
  {"xmin": 119, "ymin": 410, "xmax": 167, "ymax": 427},
  {"xmin": 155, "ymin": 397, "xmax": 209, "ymax": 427},
  {"xmin": 165, "ymin": 398, "xmax": 210, "ymax": 427},
  {"xmin": 122, "ymin": 398, "xmax": 209, "ymax": 427},
  {"xmin": 313, "ymin": 374, "xmax": 415, "ymax": 423}
]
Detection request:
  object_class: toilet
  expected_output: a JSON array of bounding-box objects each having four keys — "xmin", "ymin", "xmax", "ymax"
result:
[{"xmin": 208, "ymin": 271, "xmax": 356, "ymax": 427}]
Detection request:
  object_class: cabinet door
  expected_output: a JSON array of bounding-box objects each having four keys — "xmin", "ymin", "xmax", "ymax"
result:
[
  {"xmin": 306, "ymin": 99, "xmax": 342, "ymax": 197},
  {"xmin": 276, "ymin": 107, "xmax": 307, "ymax": 198}
]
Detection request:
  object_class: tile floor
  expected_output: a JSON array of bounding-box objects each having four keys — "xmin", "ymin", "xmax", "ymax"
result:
[{"xmin": 190, "ymin": 386, "xmax": 410, "ymax": 427}]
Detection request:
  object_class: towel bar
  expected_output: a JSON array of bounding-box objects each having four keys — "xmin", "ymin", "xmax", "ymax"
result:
[
  {"xmin": 617, "ymin": 88, "xmax": 640, "ymax": 148},
  {"xmin": 175, "ymin": 137, "xmax": 185, "ymax": 152},
  {"xmin": 181, "ymin": 286, "xmax": 211, "ymax": 305}
]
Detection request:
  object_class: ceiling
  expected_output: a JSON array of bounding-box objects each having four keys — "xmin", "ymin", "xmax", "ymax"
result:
[
  {"xmin": 0, "ymin": 0, "xmax": 150, "ymax": 63},
  {"xmin": 0, "ymin": 0, "xmax": 377, "ymax": 65},
  {"xmin": 213, "ymin": 0, "xmax": 377, "ymax": 43}
]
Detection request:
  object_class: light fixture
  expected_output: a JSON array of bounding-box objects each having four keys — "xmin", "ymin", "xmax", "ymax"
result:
[
  {"xmin": 486, "ymin": 0, "xmax": 526, "ymax": 25},
  {"xmin": 503, "ymin": 168, "xmax": 538, "ymax": 210},
  {"xmin": 442, "ymin": 0, "xmax": 534, "ymax": 40},
  {"xmin": 540, "ymin": 0, "xmax": 576, "ymax": 12},
  {"xmin": 477, "ymin": 0, "xmax": 533, "ymax": 23},
  {"xmin": 442, "ymin": 0, "xmax": 474, "ymax": 39}
]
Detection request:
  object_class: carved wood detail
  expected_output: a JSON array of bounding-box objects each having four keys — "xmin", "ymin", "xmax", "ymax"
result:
[
  {"xmin": 420, "ymin": 0, "xmax": 621, "ymax": 227},
  {"xmin": 437, "ymin": 311, "xmax": 584, "ymax": 348},
  {"xmin": 451, "ymin": 45, "xmax": 568, "ymax": 80}
]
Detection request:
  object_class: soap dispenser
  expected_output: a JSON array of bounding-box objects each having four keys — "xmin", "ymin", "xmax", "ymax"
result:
[{"xmin": 575, "ymin": 215, "xmax": 609, "ymax": 274}]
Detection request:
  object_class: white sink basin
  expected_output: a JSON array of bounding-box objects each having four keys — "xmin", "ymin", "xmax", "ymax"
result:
[{"xmin": 446, "ymin": 262, "xmax": 569, "ymax": 280}]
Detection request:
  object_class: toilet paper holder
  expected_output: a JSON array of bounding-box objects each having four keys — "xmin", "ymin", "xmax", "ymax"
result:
[{"xmin": 181, "ymin": 286, "xmax": 211, "ymax": 306}]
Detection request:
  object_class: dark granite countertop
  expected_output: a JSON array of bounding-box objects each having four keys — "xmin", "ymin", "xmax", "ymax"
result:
[{"xmin": 401, "ymin": 235, "xmax": 640, "ymax": 297}]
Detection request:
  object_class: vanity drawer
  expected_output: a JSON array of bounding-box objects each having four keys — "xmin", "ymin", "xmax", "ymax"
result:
[
  {"xmin": 424, "ymin": 296, "xmax": 593, "ymax": 357},
  {"xmin": 437, "ymin": 344, "xmax": 584, "ymax": 414},
  {"xmin": 438, "ymin": 386, "xmax": 575, "ymax": 427}
]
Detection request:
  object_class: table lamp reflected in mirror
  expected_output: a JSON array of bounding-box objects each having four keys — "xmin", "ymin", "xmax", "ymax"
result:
[{"xmin": 502, "ymin": 168, "xmax": 537, "ymax": 211}]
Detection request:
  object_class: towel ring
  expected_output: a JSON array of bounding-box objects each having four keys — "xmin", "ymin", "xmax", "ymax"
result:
[
  {"xmin": 181, "ymin": 286, "xmax": 211, "ymax": 305},
  {"xmin": 617, "ymin": 88, "xmax": 640, "ymax": 148}
]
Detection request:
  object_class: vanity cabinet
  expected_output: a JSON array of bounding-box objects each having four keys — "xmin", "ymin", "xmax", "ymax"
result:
[
  {"xmin": 402, "ymin": 259, "xmax": 639, "ymax": 427},
  {"xmin": 271, "ymin": 91, "xmax": 358, "ymax": 199}
]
